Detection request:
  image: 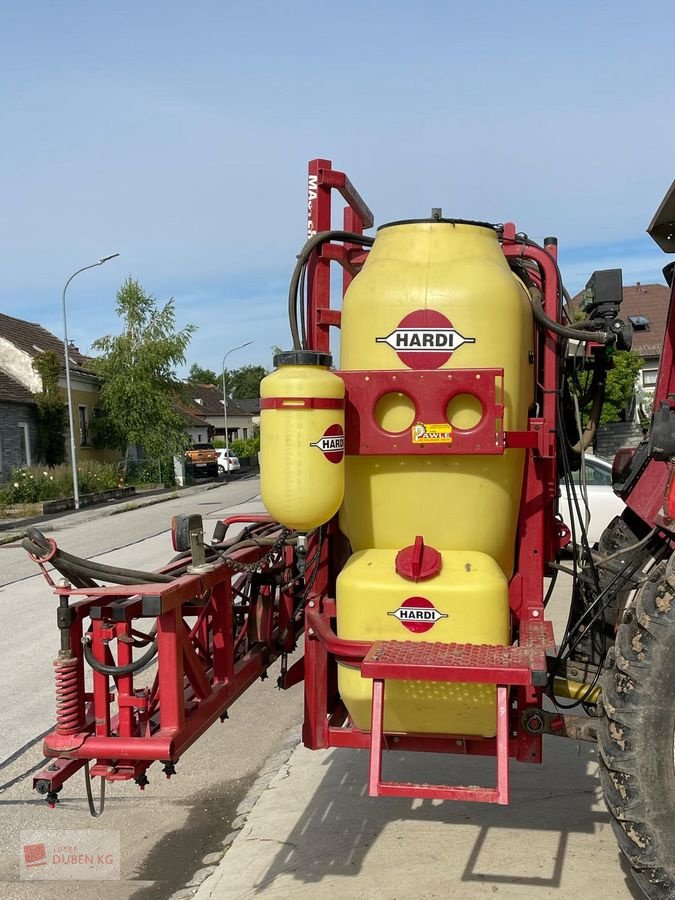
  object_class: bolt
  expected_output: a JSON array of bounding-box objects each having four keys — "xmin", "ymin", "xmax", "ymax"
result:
[
  {"xmin": 308, "ymin": 600, "xmax": 315, "ymax": 608},
  {"xmin": 525, "ymin": 713, "xmax": 544, "ymax": 733},
  {"xmin": 532, "ymin": 609, "xmax": 541, "ymax": 618}
]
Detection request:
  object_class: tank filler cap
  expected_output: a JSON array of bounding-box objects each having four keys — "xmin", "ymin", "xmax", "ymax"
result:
[
  {"xmin": 273, "ymin": 350, "xmax": 333, "ymax": 368},
  {"xmin": 396, "ymin": 536, "xmax": 442, "ymax": 583}
]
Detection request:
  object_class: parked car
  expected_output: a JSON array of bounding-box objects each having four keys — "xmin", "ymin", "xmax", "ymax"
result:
[
  {"xmin": 216, "ymin": 448, "xmax": 240, "ymax": 476},
  {"xmin": 185, "ymin": 443, "xmax": 218, "ymax": 479},
  {"xmin": 559, "ymin": 453, "xmax": 625, "ymax": 546}
]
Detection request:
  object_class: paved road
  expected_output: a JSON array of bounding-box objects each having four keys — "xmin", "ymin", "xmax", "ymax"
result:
[{"xmin": 0, "ymin": 478, "xmax": 305, "ymax": 899}]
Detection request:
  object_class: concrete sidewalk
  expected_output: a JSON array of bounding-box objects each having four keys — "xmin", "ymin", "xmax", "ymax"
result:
[
  {"xmin": 195, "ymin": 739, "xmax": 637, "ymax": 900},
  {"xmin": 194, "ymin": 578, "xmax": 640, "ymax": 900}
]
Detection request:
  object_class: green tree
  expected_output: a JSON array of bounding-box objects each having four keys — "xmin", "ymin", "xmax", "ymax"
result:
[
  {"xmin": 600, "ymin": 350, "xmax": 645, "ymax": 424},
  {"xmin": 223, "ymin": 364, "xmax": 268, "ymax": 399},
  {"xmin": 91, "ymin": 278, "xmax": 196, "ymax": 458},
  {"xmin": 32, "ymin": 350, "xmax": 67, "ymax": 466},
  {"xmin": 187, "ymin": 363, "xmax": 218, "ymax": 385}
]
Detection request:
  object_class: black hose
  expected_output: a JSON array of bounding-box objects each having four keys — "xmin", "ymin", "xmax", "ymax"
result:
[
  {"xmin": 530, "ymin": 290, "xmax": 614, "ymax": 344},
  {"xmin": 288, "ymin": 230, "xmax": 374, "ymax": 350},
  {"xmin": 83, "ymin": 637, "xmax": 158, "ymax": 676},
  {"xmin": 22, "ymin": 527, "xmax": 174, "ymax": 584}
]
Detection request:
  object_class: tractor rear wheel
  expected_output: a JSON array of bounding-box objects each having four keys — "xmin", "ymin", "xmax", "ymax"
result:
[{"xmin": 598, "ymin": 554, "xmax": 675, "ymax": 899}]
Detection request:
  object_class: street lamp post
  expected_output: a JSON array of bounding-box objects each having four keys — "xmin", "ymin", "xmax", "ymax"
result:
[
  {"xmin": 62, "ymin": 253, "xmax": 120, "ymax": 509},
  {"xmin": 221, "ymin": 341, "xmax": 252, "ymax": 481}
]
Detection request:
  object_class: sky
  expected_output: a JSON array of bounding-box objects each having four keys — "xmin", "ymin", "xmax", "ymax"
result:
[{"xmin": 1, "ymin": 1, "xmax": 674, "ymax": 376}]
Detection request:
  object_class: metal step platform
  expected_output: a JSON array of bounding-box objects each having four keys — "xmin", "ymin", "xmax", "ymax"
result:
[{"xmin": 360, "ymin": 620, "xmax": 554, "ymax": 804}]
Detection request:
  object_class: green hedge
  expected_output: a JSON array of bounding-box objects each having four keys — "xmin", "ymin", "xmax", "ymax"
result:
[
  {"xmin": 230, "ymin": 437, "xmax": 260, "ymax": 458},
  {"xmin": 124, "ymin": 457, "xmax": 176, "ymax": 486}
]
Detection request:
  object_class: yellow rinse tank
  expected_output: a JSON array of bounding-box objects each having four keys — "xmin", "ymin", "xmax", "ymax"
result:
[
  {"xmin": 335, "ymin": 220, "xmax": 534, "ymax": 735},
  {"xmin": 260, "ymin": 352, "xmax": 345, "ymax": 532}
]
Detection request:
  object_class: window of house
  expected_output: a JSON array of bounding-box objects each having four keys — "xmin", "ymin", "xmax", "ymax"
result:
[
  {"xmin": 18, "ymin": 422, "xmax": 31, "ymax": 466},
  {"xmin": 642, "ymin": 369, "xmax": 658, "ymax": 388},
  {"xmin": 79, "ymin": 405, "xmax": 90, "ymax": 446},
  {"xmin": 243, "ymin": 428, "xmax": 248, "ymax": 439}
]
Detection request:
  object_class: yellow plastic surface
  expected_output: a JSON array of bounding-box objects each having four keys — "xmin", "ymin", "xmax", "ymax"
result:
[
  {"xmin": 260, "ymin": 364, "xmax": 345, "ymax": 531},
  {"xmin": 336, "ymin": 549, "xmax": 510, "ymax": 735},
  {"xmin": 339, "ymin": 221, "xmax": 534, "ymax": 577}
]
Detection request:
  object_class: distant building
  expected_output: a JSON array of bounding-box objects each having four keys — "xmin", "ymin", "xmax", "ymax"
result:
[
  {"xmin": 0, "ymin": 312, "xmax": 119, "ymax": 476},
  {"xmin": 619, "ymin": 282, "xmax": 670, "ymax": 404},
  {"xmin": 179, "ymin": 383, "xmax": 255, "ymax": 443}
]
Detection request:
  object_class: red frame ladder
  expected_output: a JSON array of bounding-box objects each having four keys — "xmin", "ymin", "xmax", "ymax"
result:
[{"xmin": 360, "ymin": 620, "xmax": 554, "ymax": 804}]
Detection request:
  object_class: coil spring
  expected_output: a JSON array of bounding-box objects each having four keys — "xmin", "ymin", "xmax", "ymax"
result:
[{"xmin": 54, "ymin": 656, "xmax": 82, "ymax": 735}]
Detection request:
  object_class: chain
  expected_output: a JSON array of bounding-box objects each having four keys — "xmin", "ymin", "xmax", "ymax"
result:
[{"xmin": 213, "ymin": 529, "xmax": 292, "ymax": 574}]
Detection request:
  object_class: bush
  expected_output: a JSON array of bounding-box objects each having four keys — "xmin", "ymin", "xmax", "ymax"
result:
[
  {"xmin": 230, "ymin": 436, "xmax": 260, "ymax": 458},
  {"xmin": 2, "ymin": 461, "xmax": 121, "ymax": 504},
  {"xmin": 124, "ymin": 457, "xmax": 176, "ymax": 487}
]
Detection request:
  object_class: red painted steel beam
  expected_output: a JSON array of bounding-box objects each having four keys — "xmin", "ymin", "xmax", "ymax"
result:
[
  {"xmin": 319, "ymin": 168, "xmax": 374, "ymax": 229},
  {"xmin": 306, "ymin": 609, "xmax": 370, "ymax": 660}
]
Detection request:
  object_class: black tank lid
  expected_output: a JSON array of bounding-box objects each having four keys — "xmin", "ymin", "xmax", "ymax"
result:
[
  {"xmin": 273, "ymin": 350, "xmax": 333, "ymax": 368},
  {"xmin": 377, "ymin": 217, "xmax": 502, "ymax": 232}
]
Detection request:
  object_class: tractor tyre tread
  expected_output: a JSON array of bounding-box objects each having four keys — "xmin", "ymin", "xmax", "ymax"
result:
[{"xmin": 597, "ymin": 561, "xmax": 675, "ymax": 900}]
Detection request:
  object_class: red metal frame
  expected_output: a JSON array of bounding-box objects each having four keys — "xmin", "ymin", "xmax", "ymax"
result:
[
  {"xmin": 623, "ymin": 276, "xmax": 675, "ymax": 528},
  {"xmin": 32, "ymin": 519, "xmax": 302, "ymax": 797},
  {"xmin": 299, "ymin": 160, "xmax": 563, "ymax": 791}
]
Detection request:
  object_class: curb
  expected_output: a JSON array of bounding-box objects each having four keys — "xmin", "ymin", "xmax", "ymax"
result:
[
  {"xmin": 0, "ymin": 474, "xmax": 261, "ymax": 540},
  {"xmin": 167, "ymin": 727, "xmax": 300, "ymax": 900}
]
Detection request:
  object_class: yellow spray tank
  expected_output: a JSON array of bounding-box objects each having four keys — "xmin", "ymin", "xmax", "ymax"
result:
[
  {"xmin": 260, "ymin": 351, "xmax": 345, "ymax": 532},
  {"xmin": 335, "ymin": 219, "xmax": 535, "ymax": 735}
]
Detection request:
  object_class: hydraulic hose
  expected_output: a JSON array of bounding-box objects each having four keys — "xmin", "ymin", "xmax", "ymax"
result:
[
  {"xmin": 529, "ymin": 287, "xmax": 614, "ymax": 344},
  {"xmin": 22, "ymin": 527, "xmax": 174, "ymax": 584},
  {"xmin": 83, "ymin": 636, "xmax": 158, "ymax": 676},
  {"xmin": 288, "ymin": 230, "xmax": 374, "ymax": 350}
]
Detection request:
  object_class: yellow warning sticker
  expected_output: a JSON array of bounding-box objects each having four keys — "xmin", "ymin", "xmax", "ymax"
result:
[{"xmin": 412, "ymin": 422, "xmax": 453, "ymax": 444}]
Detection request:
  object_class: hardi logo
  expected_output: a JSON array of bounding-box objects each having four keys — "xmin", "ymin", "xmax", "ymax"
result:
[
  {"xmin": 310, "ymin": 424, "xmax": 344, "ymax": 464},
  {"xmin": 376, "ymin": 309, "xmax": 475, "ymax": 369},
  {"xmin": 388, "ymin": 597, "xmax": 448, "ymax": 633}
]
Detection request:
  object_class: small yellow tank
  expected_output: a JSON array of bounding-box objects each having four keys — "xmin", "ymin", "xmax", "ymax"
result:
[
  {"xmin": 336, "ymin": 548, "xmax": 510, "ymax": 735},
  {"xmin": 260, "ymin": 351, "xmax": 345, "ymax": 532}
]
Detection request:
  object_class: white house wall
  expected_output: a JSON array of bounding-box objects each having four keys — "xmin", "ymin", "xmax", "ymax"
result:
[{"xmin": 0, "ymin": 337, "xmax": 41, "ymax": 392}]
